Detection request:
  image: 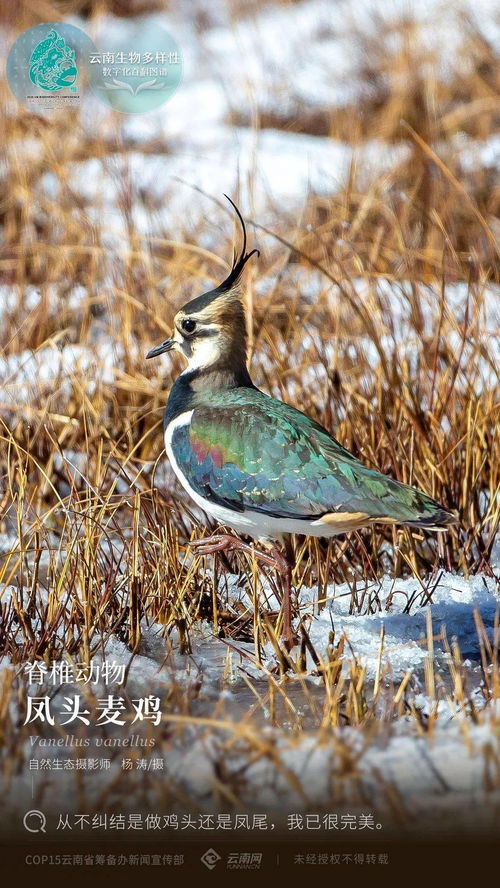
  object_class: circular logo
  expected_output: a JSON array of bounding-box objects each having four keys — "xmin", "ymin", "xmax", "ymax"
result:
[
  {"xmin": 7, "ymin": 20, "xmax": 183, "ymax": 115},
  {"xmin": 6, "ymin": 22, "xmax": 95, "ymax": 114}
]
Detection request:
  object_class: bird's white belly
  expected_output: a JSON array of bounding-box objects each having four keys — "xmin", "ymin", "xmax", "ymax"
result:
[{"xmin": 164, "ymin": 412, "xmax": 346, "ymax": 541}]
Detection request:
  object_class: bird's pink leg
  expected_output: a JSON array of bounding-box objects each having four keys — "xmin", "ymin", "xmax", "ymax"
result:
[
  {"xmin": 272, "ymin": 538, "xmax": 295, "ymax": 651},
  {"xmin": 187, "ymin": 533, "xmax": 296, "ymax": 650}
]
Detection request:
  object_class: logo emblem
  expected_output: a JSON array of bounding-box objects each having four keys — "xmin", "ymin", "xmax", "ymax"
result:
[
  {"xmin": 28, "ymin": 28, "xmax": 78, "ymax": 92},
  {"xmin": 200, "ymin": 848, "xmax": 221, "ymax": 870}
]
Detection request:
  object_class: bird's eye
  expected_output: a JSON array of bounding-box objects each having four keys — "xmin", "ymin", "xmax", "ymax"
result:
[{"xmin": 181, "ymin": 318, "xmax": 196, "ymax": 334}]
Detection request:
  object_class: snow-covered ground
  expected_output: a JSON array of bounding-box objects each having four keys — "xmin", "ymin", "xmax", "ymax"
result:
[{"xmin": 1, "ymin": 563, "xmax": 498, "ymax": 833}]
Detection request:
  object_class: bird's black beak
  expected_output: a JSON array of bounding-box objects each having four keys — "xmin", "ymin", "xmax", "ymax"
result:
[{"xmin": 146, "ymin": 338, "xmax": 175, "ymax": 359}]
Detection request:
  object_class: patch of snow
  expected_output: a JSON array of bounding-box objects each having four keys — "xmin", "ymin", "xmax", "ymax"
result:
[
  {"xmin": 165, "ymin": 710, "xmax": 500, "ymax": 835},
  {"xmin": 0, "ymin": 535, "xmax": 18, "ymax": 555},
  {"xmin": 0, "ymin": 342, "xmax": 124, "ymax": 407},
  {"xmin": 200, "ymin": 0, "xmax": 500, "ymax": 118},
  {"xmin": 302, "ymin": 571, "xmax": 498, "ymax": 679},
  {"xmin": 39, "ymin": 130, "xmax": 407, "ymax": 247}
]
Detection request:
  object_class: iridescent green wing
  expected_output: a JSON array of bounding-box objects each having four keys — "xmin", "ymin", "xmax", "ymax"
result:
[{"xmin": 171, "ymin": 389, "xmax": 448, "ymax": 525}]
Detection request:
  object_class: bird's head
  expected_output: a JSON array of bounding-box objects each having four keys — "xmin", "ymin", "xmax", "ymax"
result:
[{"xmin": 146, "ymin": 196, "xmax": 259, "ymax": 375}]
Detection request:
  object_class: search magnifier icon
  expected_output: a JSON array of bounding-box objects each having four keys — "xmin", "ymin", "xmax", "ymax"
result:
[{"xmin": 23, "ymin": 810, "xmax": 47, "ymax": 833}]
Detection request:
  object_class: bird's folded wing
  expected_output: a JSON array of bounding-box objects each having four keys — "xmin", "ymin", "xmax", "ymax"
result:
[{"xmin": 170, "ymin": 390, "xmax": 446, "ymax": 524}]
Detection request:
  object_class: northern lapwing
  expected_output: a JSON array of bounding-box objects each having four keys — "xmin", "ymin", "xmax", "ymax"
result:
[{"xmin": 147, "ymin": 197, "xmax": 456, "ymax": 648}]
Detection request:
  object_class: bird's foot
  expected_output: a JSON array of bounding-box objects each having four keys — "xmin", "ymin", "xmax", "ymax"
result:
[{"xmin": 187, "ymin": 533, "xmax": 282, "ymax": 570}]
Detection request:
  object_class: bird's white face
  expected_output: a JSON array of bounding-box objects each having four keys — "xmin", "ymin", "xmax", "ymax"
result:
[
  {"xmin": 170, "ymin": 311, "xmax": 232, "ymax": 373},
  {"xmin": 146, "ymin": 292, "xmax": 245, "ymax": 374}
]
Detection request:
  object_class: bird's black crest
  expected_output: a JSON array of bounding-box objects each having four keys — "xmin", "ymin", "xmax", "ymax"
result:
[
  {"xmin": 217, "ymin": 194, "xmax": 260, "ymax": 293},
  {"xmin": 181, "ymin": 196, "xmax": 259, "ymax": 314}
]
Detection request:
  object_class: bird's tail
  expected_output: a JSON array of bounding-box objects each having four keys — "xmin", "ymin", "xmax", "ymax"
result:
[
  {"xmin": 402, "ymin": 506, "xmax": 458, "ymax": 532},
  {"xmin": 364, "ymin": 475, "xmax": 458, "ymax": 531}
]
